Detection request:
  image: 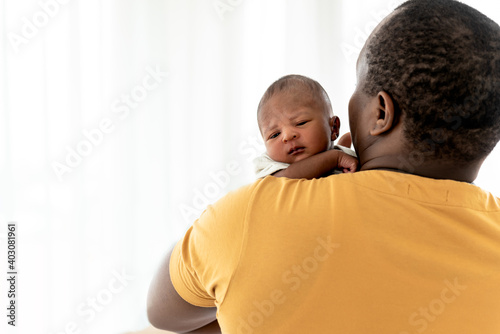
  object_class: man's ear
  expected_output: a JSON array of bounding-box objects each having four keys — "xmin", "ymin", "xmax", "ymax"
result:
[
  {"xmin": 330, "ymin": 116, "xmax": 340, "ymax": 141},
  {"xmin": 370, "ymin": 91, "xmax": 396, "ymax": 136}
]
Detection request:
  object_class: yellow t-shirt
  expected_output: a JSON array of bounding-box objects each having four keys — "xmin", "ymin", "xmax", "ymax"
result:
[{"xmin": 170, "ymin": 170, "xmax": 500, "ymax": 334}]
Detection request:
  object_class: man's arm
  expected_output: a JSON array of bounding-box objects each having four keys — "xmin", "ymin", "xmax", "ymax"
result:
[
  {"xmin": 147, "ymin": 249, "xmax": 220, "ymax": 333},
  {"xmin": 273, "ymin": 149, "xmax": 358, "ymax": 179},
  {"xmin": 182, "ymin": 321, "xmax": 221, "ymax": 334}
]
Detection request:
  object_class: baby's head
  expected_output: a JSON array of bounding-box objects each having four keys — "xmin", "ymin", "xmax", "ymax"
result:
[{"xmin": 257, "ymin": 75, "xmax": 340, "ymax": 164}]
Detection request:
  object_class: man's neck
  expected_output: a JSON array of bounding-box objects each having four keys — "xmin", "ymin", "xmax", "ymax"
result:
[{"xmin": 359, "ymin": 154, "xmax": 482, "ymax": 183}]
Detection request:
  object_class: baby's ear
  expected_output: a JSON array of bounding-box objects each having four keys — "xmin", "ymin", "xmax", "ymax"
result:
[{"xmin": 330, "ymin": 116, "xmax": 340, "ymax": 141}]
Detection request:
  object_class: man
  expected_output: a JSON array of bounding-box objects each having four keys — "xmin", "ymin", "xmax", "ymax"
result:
[{"xmin": 148, "ymin": 0, "xmax": 500, "ymax": 333}]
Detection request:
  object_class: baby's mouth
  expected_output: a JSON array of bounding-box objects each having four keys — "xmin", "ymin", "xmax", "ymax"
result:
[{"xmin": 288, "ymin": 147, "xmax": 305, "ymax": 155}]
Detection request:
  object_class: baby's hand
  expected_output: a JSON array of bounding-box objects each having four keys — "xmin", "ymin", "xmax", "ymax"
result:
[{"xmin": 336, "ymin": 151, "xmax": 358, "ymax": 173}]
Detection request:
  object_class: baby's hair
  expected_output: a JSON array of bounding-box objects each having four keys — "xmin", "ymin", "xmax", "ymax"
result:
[
  {"xmin": 363, "ymin": 0, "xmax": 500, "ymax": 163},
  {"xmin": 257, "ymin": 74, "xmax": 333, "ymax": 119}
]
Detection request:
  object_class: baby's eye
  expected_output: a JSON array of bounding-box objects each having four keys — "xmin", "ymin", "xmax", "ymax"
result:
[
  {"xmin": 269, "ymin": 132, "xmax": 280, "ymax": 139},
  {"xmin": 297, "ymin": 121, "xmax": 308, "ymax": 126}
]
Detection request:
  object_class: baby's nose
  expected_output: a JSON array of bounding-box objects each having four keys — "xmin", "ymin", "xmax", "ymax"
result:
[{"xmin": 282, "ymin": 130, "xmax": 298, "ymax": 142}]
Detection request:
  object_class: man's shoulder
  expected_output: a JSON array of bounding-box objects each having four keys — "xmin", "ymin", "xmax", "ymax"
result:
[{"xmin": 229, "ymin": 170, "xmax": 500, "ymax": 211}]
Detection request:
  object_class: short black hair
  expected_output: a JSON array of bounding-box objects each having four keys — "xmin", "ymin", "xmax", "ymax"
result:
[
  {"xmin": 257, "ymin": 74, "xmax": 333, "ymax": 121},
  {"xmin": 363, "ymin": 0, "xmax": 500, "ymax": 163}
]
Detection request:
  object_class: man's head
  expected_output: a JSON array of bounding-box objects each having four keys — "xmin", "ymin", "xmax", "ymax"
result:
[
  {"xmin": 257, "ymin": 75, "xmax": 339, "ymax": 164},
  {"xmin": 349, "ymin": 0, "xmax": 500, "ymax": 181}
]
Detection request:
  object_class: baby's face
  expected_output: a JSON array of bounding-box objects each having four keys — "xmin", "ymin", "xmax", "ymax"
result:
[{"xmin": 258, "ymin": 90, "xmax": 335, "ymax": 164}]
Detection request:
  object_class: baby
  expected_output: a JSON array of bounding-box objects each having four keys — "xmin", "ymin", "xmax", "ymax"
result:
[{"xmin": 254, "ymin": 74, "xmax": 358, "ymax": 179}]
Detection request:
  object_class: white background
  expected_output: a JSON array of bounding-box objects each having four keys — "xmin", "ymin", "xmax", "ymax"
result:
[{"xmin": 1, "ymin": 1, "xmax": 499, "ymax": 333}]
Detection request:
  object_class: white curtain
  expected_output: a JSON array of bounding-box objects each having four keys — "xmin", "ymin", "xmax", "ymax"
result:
[{"xmin": 1, "ymin": 0, "xmax": 499, "ymax": 333}]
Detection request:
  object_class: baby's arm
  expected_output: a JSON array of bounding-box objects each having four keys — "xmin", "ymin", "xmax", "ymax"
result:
[{"xmin": 272, "ymin": 149, "xmax": 358, "ymax": 179}]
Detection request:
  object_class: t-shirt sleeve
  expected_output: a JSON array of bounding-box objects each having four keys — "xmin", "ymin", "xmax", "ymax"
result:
[{"xmin": 169, "ymin": 183, "xmax": 256, "ymax": 307}]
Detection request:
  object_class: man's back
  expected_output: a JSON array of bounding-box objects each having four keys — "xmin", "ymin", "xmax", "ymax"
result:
[{"xmin": 170, "ymin": 171, "xmax": 500, "ymax": 333}]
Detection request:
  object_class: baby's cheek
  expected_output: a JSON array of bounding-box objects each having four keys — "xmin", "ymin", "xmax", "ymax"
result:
[
  {"xmin": 267, "ymin": 147, "xmax": 282, "ymax": 162},
  {"xmin": 271, "ymin": 151, "xmax": 295, "ymax": 164}
]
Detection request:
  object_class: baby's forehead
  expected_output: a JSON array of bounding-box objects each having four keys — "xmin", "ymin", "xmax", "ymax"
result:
[
  {"xmin": 260, "ymin": 92, "xmax": 304, "ymax": 112},
  {"xmin": 260, "ymin": 87, "xmax": 322, "ymax": 112},
  {"xmin": 257, "ymin": 90, "xmax": 326, "ymax": 128}
]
